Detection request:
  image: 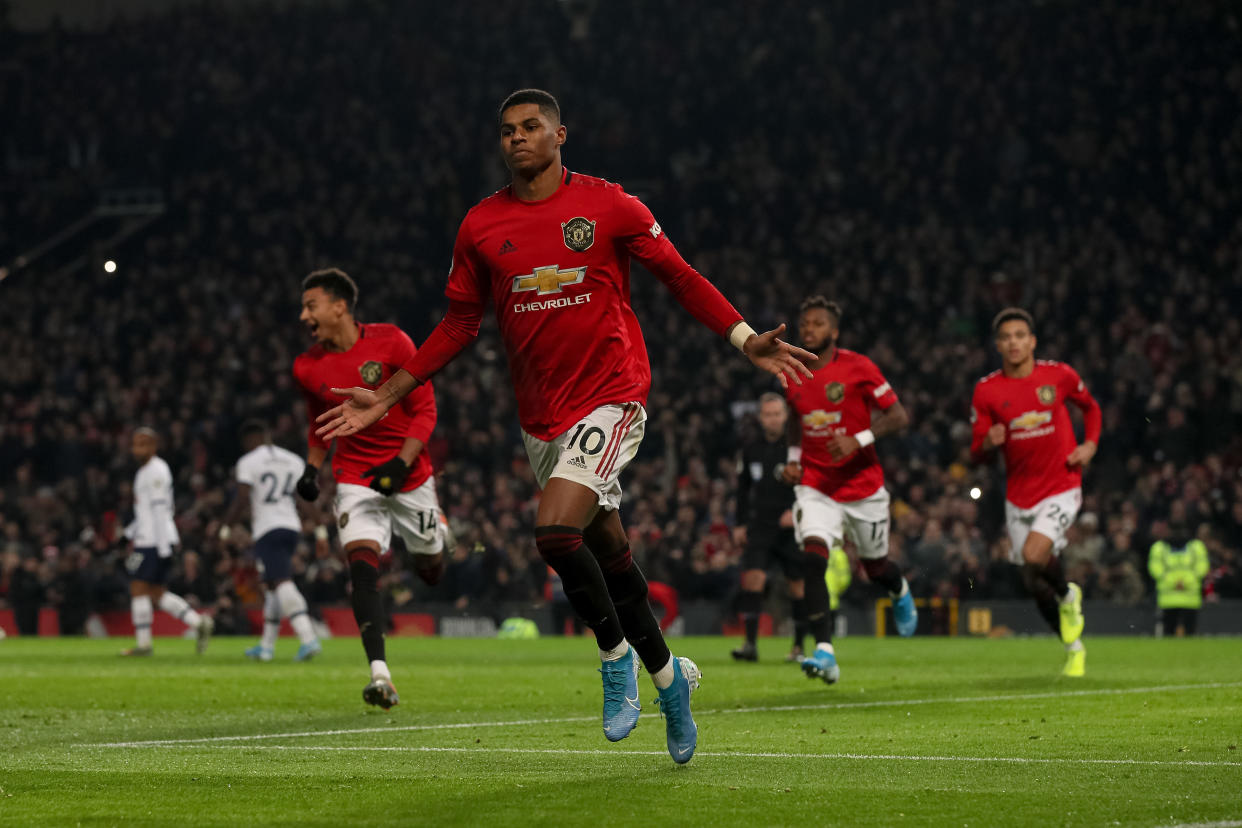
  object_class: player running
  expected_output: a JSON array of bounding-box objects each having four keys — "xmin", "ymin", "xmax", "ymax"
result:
[
  {"xmin": 314, "ymin": 89, "xmax": 815, "ymax": 763},
  {"xmin": 293, "ymin": 268, "xmax": 447, "ymax": 708},
  {"xmin": 970, "ymin": 308, "xmax": 1100, "ymax": 676},
  {"xmin": 731, "ymin": 392, "xmax": 805, "ymax": 663},
  {"xmin": 219, "ymin": 419, "xmax": 322, "ymax": 662},
  {"xmin": 782, "ymin": 296, "xmax": 916, "ymax": 685},
  {"xmin": 120, "ymin": 427, "xmax": 214, "ymax": 656}
]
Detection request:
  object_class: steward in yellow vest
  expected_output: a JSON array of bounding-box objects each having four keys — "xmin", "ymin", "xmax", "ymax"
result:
[{"xmin": 1148, "ymin": 528, "xmax": 1209, "ymax": 636}]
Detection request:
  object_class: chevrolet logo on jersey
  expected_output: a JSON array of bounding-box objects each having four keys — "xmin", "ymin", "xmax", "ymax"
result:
[
  {"xmin": 1009, "ymin": 410, "xmax": 1053, "ymax": 431},
  {"xmin": 512, "ymin": 265, "xmax": 588, "ymax": 296},
  {"xmin": 803, "ymin": 409, "xmax": 843, "ymax": 428}
]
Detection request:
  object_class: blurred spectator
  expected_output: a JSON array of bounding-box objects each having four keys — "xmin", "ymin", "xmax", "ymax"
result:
[{"xmin": 9, "ymin": 556, "xmax": 46, "ymax": 634}]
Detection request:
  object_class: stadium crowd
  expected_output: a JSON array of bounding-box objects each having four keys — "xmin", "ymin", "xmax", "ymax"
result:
[{"xmin": 2, "ymin": 0, "xmax": 1241, "ymax": 632}]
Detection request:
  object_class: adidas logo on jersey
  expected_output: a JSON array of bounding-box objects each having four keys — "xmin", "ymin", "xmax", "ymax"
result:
[
  {"xmin": 499, "ymin": 239, "xmax": 517, "ymax": 255},
  {"xmin": 566, "ymin": 455, "xmax": 588, "ymax": 470}
]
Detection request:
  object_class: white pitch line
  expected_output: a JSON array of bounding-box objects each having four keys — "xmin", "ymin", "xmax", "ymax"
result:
[
  {"xmin": 90, "ymin": 743, "xmax": 1242, "ymax": 769},
  {"xmin": 1157, "ymin": 822, "xmax": 1242, "ymax": 828},
  {"xmin": 85, "ymin": 680, "xmax": 1242, "ymax": 749}
]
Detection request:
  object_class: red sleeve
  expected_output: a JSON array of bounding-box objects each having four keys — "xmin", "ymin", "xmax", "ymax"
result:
[
  {"xmin": 294, "ymin": 361, "xmax": 328, "ymax": 450},
  {"xmin": 402, "ymin": 382, "xmax": 437, "ymax": 443},
  {"xmin": 969, "ymin": 382, "xmax": 995, "ymax": 464},
  {"xmin": 388, "ymin": 330, "xmax": 438, "ymax": 443},
  {"xmin": 401, "ymin": 300, "xmax": 484, "ymax": 382},
  {"xmin": 1061, "ymin": 364, "xmax": 1102, "ymax": 444},
  {"xmin": 613, "ymin": 187, "xmax": 742, "ymax": 337},
  {"xmin": 859, "ymin": 358, "xmax": 898, "ymax": 411},
  {"xmin": 444, "ymin": 214, "xmax": 489, "ymax": 304}
]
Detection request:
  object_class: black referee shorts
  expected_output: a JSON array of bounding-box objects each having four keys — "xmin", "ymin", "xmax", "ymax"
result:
[{"xmin": 741, "ymin": 525, "xmax": 802, "ymax": 581}]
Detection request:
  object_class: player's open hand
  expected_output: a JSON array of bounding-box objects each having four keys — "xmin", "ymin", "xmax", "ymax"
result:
[
  {"xmin": 742, "ymin": 324, "xmax": 818, "ymax": 388},
  {"xmin": 1066, "ymin": 440, "xmax": 1097, "ymax": 468},
  {"xmin": 828, "ymin": 432, "xmax": 861, "ymax": 461},
  {"xmin": 315, "ymin": 386, "xmax": 390, "ymax": 440},
  {"xmin": 780, "ymin": 461, "xmax": 803, "ymax": 486}
]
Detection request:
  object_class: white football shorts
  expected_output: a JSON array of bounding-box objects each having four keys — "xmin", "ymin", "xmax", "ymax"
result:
[
  {"xmin": 523, "ymin": 402, "xmax": 646, "ymax": 512},
  {"xmin": 793, "ymin": 484, "xmax": 891, "ymax": 560},
  {"xmin": 334, "ymin": 477, "xmax": 445, "ymax": 556},
  {"xmin": 1004, "ymin": 487, "xmax": 1081, "ymax": 563}
]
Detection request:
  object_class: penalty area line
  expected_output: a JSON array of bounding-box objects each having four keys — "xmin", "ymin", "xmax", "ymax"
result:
[
  {"xmin": 90, "ymin": 743, "xmax": 1242, "ymax": 768},
  {"xmin": 81, "ymin": 680, "xmax": 1242, "ymax": 749}
]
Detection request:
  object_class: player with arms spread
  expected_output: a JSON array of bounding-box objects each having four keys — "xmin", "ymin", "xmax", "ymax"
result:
[
  {"xmin": 782, "ymin": 296, "xmax": 916, "ymax": 685},
  {"xmin": 219, "ymin": 419, "xmax": 323, "ymax": 662},
  {"xmin": 293, "ymin": 268, "xmax": 447, "ymax": 708},
  {"xmin": 315, "ymin": 89, "xmax": 815, "ymax": 764},
  {"xmin": 971, "ymin": 308, "xmax": 1100, "ymax": 676}
]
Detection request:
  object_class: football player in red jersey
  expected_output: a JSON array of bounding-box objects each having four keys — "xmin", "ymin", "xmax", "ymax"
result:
[
  {"xmin": 970, "ymin": 308, "xmax": 1101, "ymax": 677},
  {"xmin": 314, "ymin": 89, "xmax": 815, "ymax": 764},
  {"xmin": 293, "ymin": 268, "xmax": 447, "ymax": 709},
  {"xmin": 781, "ymin": 296, "xmax": 914, "ymax": 685}
]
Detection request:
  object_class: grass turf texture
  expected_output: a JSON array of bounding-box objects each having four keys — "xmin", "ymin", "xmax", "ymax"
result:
[{"xmin": 0, "ymin": 636, "xmax": 1239, "ymax": 827}]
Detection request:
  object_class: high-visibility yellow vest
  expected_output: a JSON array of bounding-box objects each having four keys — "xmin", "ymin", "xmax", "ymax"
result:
[
  {"xmin": 826, "ymin": 546, "xmax": 852, "ymax": 611},
  {"xmin": 1148, "ymin": 539, "xmax": 1209, "ymax": 610}
]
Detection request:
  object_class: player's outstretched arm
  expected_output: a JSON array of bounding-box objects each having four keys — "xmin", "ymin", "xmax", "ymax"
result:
[
  {"xmin": 615, "ymin": 191, "xmax": 814, "ymax": 385},
  {"xmin": 735, "ymin": 322, "xmax": 817, "ymax": 388},
  {"xmin": 317, "ymin": 299, "xmax": 484, "ymax": 441},
  {"xmin": 316, "ymin": 369, "xmax": 419, "ymax": 440}
]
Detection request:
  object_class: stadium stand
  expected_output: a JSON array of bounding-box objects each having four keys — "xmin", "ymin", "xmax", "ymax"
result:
[{"xmin": 2, "ymin": 0, "xmax": 1240, "ymax": 631}]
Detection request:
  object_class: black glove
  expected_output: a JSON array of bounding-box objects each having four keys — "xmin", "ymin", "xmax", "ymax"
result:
[
  {"xmin": 364, "ymin": 457, "xmax": 410, "ymax": 496},
  {"xmin": 296, "ymin": 463, "xmax": 321, "ymax": 502}
]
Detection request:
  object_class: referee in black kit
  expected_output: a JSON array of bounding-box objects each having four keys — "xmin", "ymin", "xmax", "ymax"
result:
[{"xmin": 731, "ymin": 392, "xmax": 806, "ymax": 662}]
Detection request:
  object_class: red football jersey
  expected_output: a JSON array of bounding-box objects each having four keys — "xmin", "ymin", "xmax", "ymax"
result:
[
  {"xmin": 970, "ymin": 360, "xmax": 1102, "ymax": 509},
  {"xmin": 294, "ymin": 323, "xmax": 436, "ymax": 492},
  {"xmin": 434, "ymin": 168, "xmax": 741, "ymax": 440},
  {"xmin": 785, "ymin": 348, "xmax": 898, "ymax": 501}
]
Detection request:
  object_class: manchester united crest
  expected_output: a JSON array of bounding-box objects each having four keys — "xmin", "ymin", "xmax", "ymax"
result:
[
  {"xmin": 359, "ymin": 360, "xmax": 383, "ymax": 385},
  {"xmin": 826, "ymin": 382, "xmax": 845, "ymax": 403},
  {"xmin": 562, "ymin": 216, "xmax": 596, "ymax": 252},
  {"xmin": 1037, "ymin": 384, "xmax": 1056, "ymax": 405}
]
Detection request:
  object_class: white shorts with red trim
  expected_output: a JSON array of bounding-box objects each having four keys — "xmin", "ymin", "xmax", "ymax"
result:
[
  {"xmin": 1004, "ymin": 487, "xmax": 1081, "ymax": 563},
  {"xmin": 522, "ymin": 402, "xmax": 647, "ymax": 512}
]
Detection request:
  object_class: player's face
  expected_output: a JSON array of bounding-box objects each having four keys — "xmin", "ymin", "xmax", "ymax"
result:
[
  {"xmin": 499, "ymin": 104, "xmax": 565, "ymax": 177},
  {"xmin": 300, "ymin": 287, "xmax": 345, "ymax": 343},
  {"xmin": 131, "ymin": 433, "xmax": 156, "ymax": 463},
  {"xmin": 995, "ymin": 319, "xmax": 1036, "ymax": 367},
  {"xmin": 798, "ymin": 308, "xmax": 837, "ymax": 353},
  {"xmin": 758, "ymin": 400, "xmax": 787, "ymax": 437}
]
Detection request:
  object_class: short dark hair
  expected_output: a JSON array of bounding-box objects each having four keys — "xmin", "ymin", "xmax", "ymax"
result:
[
  {"xmin": 798, "ymin": 295, "xmax": 842, "ymax": 324},
  {"xmin": 240, "ymin": 419, "xmax": 268, "ymax": 442},
  {"xmin": 498, "ymin": 88, "xmax": 561, "ymax": 125},
  {"xmin": 992, "ymin": 307, "xmax": 1035, "ymax": 336},
  {"xmin": 302, "ymin": 267, "xmax": 358, "ymax": 313}
]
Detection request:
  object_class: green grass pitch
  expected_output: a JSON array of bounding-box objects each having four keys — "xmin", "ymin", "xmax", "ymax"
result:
[{"xmin": 1, "ymin": 635, "xmax": 1239, "ymax": 826}]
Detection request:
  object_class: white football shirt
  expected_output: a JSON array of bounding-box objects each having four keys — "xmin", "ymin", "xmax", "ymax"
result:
[
  {"xmin": 125, "ymin": 456, "xmax": 179, "ymax": 557},
  {"xmin": 235, "ymin": 443, "xmax": 304, "ymax": 540}
]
